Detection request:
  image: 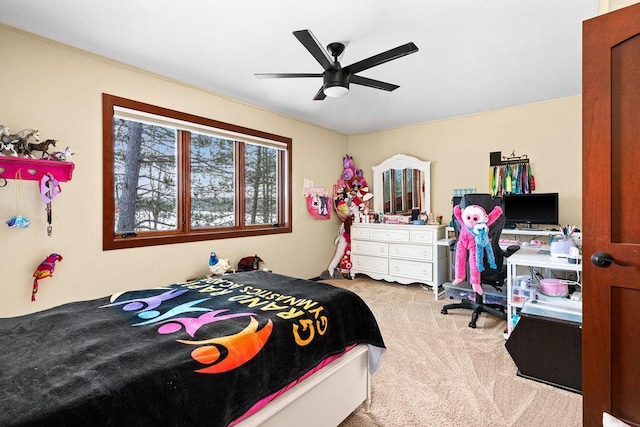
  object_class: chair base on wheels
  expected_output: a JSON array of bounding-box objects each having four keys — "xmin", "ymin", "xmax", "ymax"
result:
[{"xmin": 441, "ymin": 292, "xmax": 507, "ymax": 328}]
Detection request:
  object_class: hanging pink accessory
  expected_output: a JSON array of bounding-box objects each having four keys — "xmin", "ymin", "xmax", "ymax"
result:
[
  {"xmin": 40, "ymin": 173, "xmax": 61, "ymax": 203},
  {"xmin": 40, "ymin": 173, "xmax": 62, "ymax": 236}
]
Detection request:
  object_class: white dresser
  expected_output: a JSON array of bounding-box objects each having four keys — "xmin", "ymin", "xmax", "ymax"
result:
[{"xmin": 350, "ymin": 223, "xmax": 447, "ymax": 299}]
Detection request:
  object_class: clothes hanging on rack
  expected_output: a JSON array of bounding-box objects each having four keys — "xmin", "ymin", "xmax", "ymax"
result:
[{"xmin": 489, "ymin": 161, "xmax": 534, "ymax": 196}]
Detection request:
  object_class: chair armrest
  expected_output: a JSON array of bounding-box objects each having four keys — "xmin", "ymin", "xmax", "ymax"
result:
[{"xmin": 503, "ymin": 245, "xmax": 521, "ymax": 258}]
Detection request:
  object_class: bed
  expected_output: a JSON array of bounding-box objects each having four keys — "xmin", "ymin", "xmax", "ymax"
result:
[{"xmin": 0, "ymin": 271, "xmax": 385, "ymax": 427}]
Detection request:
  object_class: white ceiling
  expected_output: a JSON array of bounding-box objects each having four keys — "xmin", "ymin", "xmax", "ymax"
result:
[{"xmin": 0, "ymin": 0, "xmax": 598, "ymax": 135}]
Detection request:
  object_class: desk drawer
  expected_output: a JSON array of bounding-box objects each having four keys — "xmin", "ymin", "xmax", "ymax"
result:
[
  {"xmin": 352, "ymin": 240, "xmax": 388, "ymax": 257},
  {"xmin": 389, "ymin": 243, "xmax": 433, "ymax": 261},
  {"xmin": 389, "ymin": 259, "xmax": 433, "ymax": 282}
]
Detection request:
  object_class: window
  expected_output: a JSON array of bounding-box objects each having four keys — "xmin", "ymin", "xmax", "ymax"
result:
[{"xmin": 102, "ymin": 94, "xmax": 292, "ymax": 250}]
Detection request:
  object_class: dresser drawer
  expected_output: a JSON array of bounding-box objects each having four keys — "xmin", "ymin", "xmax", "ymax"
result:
[
  {"xmin": 350, "ymin": 226, "xmax": 371, "ymax": 240},
  {"xmin": 389, "ymin": 243, "xmax": 433, "ymax": 261},
  {"xmin": 352, "ymin": 254, "xmax": 389, "ymax": 275},
  {"xmin": 370, "ymin": 227, "xmax": 410, "ymax": 243},
  {"xmin": 389, "ymin": 259, "xmax": 433, "ymax": 282},
  {"xmin": 352, "ymin": 240, "xmax": 388, "ymax": 257},
  {"xmin": 410, "ymin": 228, "xmax": 436, "ymax": 244}
]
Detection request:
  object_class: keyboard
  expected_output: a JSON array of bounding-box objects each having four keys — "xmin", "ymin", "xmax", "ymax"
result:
[{"xmin": 499, "ymin": 238, "xmax": 520, "ymax": 246}]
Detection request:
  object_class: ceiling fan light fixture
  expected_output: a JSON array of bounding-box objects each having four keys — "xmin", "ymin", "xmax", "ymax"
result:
[
  {"xmin": 323, "ymin": 83, "xmax": 349, "ymax": 98},
  {"xmin": 323, "ymin": 68, "xmax": 350, "ymax": 98}
]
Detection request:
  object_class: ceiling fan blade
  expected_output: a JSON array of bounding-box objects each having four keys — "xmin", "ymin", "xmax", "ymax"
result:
[
  {"xmin": 255, "ymin": 73, "xmax": 322, "ymax": 79},
  {"xmin": 313, "ymin": 86, "xmax": 327, "ymax": 101},
  {"xmin": 350, "ymin": 75, "xmax": 399, "ymax": 92},
  {"xmin": 293, "ymin": 29, "xmax": 335, "ymax": 71},
  {"xmin": 345, "ymin": 42, "xmax": 419, "ymax": 74}
]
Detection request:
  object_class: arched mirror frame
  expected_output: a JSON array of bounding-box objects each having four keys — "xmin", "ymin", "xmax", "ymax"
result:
[{"xmin": 372, "ymin": 154, "xmax": 431, "ymax": 215}]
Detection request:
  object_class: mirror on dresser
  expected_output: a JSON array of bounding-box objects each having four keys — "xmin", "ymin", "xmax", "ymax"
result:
[{"xmin": 371, "ymin": 154, "xmax": 431, "ymax": 215}]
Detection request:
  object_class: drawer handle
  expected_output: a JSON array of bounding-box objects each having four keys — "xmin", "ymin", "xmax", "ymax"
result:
[{"xmin": 380, "ymin": 248, "xmax": 385, "ymax": 253}]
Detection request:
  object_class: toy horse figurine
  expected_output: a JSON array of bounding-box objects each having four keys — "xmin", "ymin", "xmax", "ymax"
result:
[
  {"xmin": 0, "ymin": 133, "xmax": 26, "ymax": 157},
  {"xmin": 32, "ymin": 253, "xmax": 63, "ymax": 301},
  {"xmin": 0, "ymin": 125, "xmax": 11, "ymax": 156},
  {"xmin": 28, "ymin": 139, "xmax": 56, "ymax": 158},
  {"xmin": 46, "ymin": 146, "xmax": 74, "ymax": 162},
  {"xmin": 0, "ymin": 129, "xmax": 39, "ymax": 157},
  {"xmin": 16, "ymin": 128, "xmax": 39, "ymax": 143}
]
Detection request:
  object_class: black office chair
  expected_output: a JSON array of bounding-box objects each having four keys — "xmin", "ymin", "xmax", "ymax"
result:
[{"xmin": 440, "ymin": 193, "xmax": 519, "ymax": 328}]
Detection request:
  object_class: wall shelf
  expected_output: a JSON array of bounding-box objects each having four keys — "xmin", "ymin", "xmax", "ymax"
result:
[{"xmin": 0, "ymin": 157, "xmax": 75, "ymax": 182}]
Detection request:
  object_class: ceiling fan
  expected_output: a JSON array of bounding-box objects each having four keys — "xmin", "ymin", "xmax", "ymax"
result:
[{"xmin": 255, "ymin": 29, "xmax": 419, "ymax": 100}]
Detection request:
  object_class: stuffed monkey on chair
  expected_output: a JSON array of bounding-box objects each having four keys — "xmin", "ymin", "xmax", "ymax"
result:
[{"xmin": 451, "ymin": 204, "xmax": 502, "ymax": 295}]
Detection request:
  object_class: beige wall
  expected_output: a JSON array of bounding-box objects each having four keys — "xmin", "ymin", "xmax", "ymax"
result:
[
  {"xmin": 0, "ymin": 25, "xmax": 348, "ymax": 316},
  {"xmin": 348, "ymin": 96, "xmax": 583, "ymax": 228},
  {"xmin": 600, "ymin": 0, "xmax": 640, "ymax": 13},
  {"xmin": 0, "ymin": 23, "xmax": 583, "ymax": 317}
]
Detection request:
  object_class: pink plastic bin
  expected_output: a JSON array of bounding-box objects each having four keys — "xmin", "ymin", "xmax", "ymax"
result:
[{"xmin": 539, "ymin": 278, "xmax": 569, "ymax": 297}]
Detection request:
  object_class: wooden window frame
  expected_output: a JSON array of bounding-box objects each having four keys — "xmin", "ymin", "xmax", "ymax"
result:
[{"xmin": 102, "ymin": 94, "xmax": 292, "ymax": 250}]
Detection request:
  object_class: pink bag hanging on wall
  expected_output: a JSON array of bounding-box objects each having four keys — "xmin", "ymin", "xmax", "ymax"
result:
[{"xmin": 307, "ymin": 195, "xmax": 331, "ymax": 219}]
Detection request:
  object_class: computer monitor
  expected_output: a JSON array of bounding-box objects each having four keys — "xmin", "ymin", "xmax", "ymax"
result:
[
  {"xmin": 502, "ymin": 193, "xmax": 559, "ymax": 228},
  {"xmin": 452, "ymin": 194, "xmax": 502, "ymax": 208}
]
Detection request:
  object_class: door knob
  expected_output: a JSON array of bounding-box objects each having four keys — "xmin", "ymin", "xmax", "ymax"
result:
[{"xmin": 591, "ymin": 252, "xmax": 631, "ymax": 268}]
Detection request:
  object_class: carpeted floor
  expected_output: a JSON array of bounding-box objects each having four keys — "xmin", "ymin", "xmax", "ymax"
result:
[{"xmin": 321, "ymin": 277, "xmax": 582, "ymax": 427}]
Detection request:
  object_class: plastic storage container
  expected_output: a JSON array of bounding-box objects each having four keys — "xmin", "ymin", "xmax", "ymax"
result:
[
  {"xmin": 512, "ymin": 286, "xmax": 538, "ymax": 303},
  {"xmin": 443, "ymin": 282, "xmax": 507, "ymax": 306},
  {"xmin": 539, "ymin": 278, "xmax": 569, "ymax": 297},
  {"xmin": 511, "ymin": 274, "xmax": 538, "ymax": 303}
]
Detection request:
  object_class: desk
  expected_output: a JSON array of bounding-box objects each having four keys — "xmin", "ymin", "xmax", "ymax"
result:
[
  {"xmin": 505, "ymin": 248, "xmax": 582, "ymax": 338},
  {"xmin": 437, "ymin": 228, "xmax": 582, "ymax": 288},
  {"xmin": 443, "ymin": 226, "xmax": 581, "ymax": 240}
]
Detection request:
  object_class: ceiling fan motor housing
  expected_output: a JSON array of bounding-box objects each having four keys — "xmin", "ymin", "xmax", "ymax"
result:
[{"xmin": 323, "ymin": 68, "xmax": 350, "ymax": 94}]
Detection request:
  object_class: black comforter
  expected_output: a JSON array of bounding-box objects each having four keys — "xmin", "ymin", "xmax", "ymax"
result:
[{"xmin": 0, "ymin": 271, "xmax": 384, "ymax": 426}]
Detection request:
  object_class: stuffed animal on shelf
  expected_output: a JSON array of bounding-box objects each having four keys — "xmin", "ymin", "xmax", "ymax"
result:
[
  {"xmin": 32, "ymin": 253, "xmax": 63, "ymax": 302},
  {"xmin": 451, "ymin": 204, "xmax": 502, "ymax": 295}
]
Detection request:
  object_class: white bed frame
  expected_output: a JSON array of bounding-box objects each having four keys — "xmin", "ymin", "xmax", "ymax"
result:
[{"xmin": 236, "ymin": 344, "xmax": 371, "ymax": 427}]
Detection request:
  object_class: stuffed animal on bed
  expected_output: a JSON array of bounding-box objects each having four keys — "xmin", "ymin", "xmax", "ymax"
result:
[
  {"xmin": 451, "ymin": 204, "xmax": 502, "ymax": 295},
  {"xmin": 208, "ymin": 251, "xmax": 230, "ymax": 276}
]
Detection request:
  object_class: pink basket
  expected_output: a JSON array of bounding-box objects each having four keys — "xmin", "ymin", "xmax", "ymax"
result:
[{"xmin": 539, "ymin": 278, "xmax": 569, "ymax": 297}]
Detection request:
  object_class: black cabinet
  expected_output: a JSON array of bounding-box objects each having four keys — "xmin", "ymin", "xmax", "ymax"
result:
[{"xmin": 505, "ymin": 311, "xmax": 582, "ymax": 393}]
